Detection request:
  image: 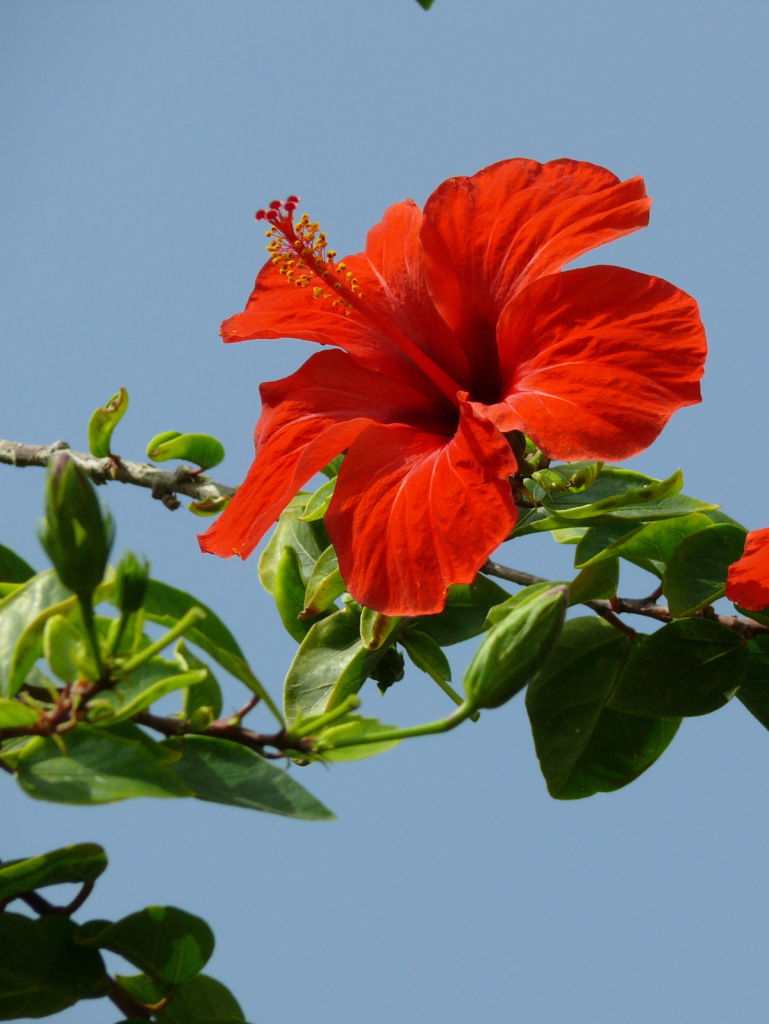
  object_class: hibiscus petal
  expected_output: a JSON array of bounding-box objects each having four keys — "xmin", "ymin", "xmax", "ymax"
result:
[
  {"xmin": 326, "ymin": 402, "xmax": 517, "ymax": 616},
  {"xmin": 494, "ymin": 265, "xmax": 706, "ymax": 462},
  {"xmin": 726, "ymin": 528, "xmax": 769, "ymax": 611},
  {"xmin": 420, "ymin": 158, "xmax": 650, "ymax": 393},
  {"xmin": 199, "ymin": 350, "xmax": 451, "ymax": 560}
]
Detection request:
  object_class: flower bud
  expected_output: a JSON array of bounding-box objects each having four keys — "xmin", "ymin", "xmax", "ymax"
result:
[
  {"xmin": 463, "ymin": 586, "xmax": 568, "ymax": 710},
  {"xmin": 38, "ymin": 453, "xmax": 114, "ymax": 599},
  {"xmin": 114, "ymin": 551, "xmax": 150, "ymax": 615}
]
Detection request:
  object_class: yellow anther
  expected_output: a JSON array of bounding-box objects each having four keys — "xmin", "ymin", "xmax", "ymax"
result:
[
  {"xmin": 313, "ymin": 287, "xmax": 323, "ymax": 298},
  {"xmin": 328, "ymin": 250, "xmax": 337, "ymax": 258},
  {"xmin": 346, "ymin": 271, "xmax": 353, "ymax": 280},
  {"xmin": 334, "ymin": 282, "xmax": 342, "ymax": 291}
]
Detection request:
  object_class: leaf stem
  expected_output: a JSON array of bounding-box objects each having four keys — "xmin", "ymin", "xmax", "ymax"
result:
[
  {"xmin": 290, "ymin": 695, "xmax": 362, "ymax": 740},
  {"xmin": 318, "ymin": 700, "xmax": 476, "ymax": 751},
  {"xmin": 78, "ymin": 596, "xmax": 106, "ymax": 680}
]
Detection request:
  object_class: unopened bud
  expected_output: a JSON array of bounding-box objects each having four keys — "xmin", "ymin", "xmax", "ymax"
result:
[{"xmin": 114, "ymin": 551, "xmax": 150, "ymax": 615}]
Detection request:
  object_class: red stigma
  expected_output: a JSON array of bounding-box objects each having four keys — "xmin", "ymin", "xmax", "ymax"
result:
[
  {"xmin": 286, "ymin": 195, "xmax": 300, "ymax": 204},
  {"xmin": 269, "ymin": 200, "xmax": 282, "ymax": 210},
  {"xmin": 255, "ymin": 210, "xmax": 266, "ymax": 220}
]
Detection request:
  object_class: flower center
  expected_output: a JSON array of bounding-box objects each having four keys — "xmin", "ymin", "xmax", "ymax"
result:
[{"xmin": 256, "ymin": 198, "xmax": 462, "ymax": 409}]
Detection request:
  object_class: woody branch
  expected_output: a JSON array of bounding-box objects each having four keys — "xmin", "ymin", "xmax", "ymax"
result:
[{"xmin": 0, "ymin": 439, "xmax": 235, "ymax": 510}]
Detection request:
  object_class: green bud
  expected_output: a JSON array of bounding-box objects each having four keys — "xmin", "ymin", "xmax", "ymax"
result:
[
  {"xmin": 38, "ymin": 452, "xmax": 114, "ymax": 599},
  {"xmin": 146, "ymin": 431, "xmax": 225, "ymax": 471},
  {"xmin": 370, "ymin": 647, "xmax": 405, "ymax": 695},
  {"xmin": 188, "ymin": 705, "xmax": 215, "ymax": 732},
  {"xmin": 43, "ymin": 614, "xmax": 87, "ymax": 683},
  {"xmin": 463, "ymin": 586, "xmax": 568, "ymax": 710},
  {"xmin": 113, "ymin": 551, "xmax": 150, "ymax": 615},
  {"xmin": 88, "ymin": 386, "xmax": 128, "ymax": 458}
]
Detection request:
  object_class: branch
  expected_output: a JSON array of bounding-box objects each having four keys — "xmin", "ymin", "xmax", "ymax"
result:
[
  {"xmin": 0, "ymin": 439, "xmax": 235, "ymax": 510},
  {"xmin": 480, "ymin": 560, "xmax": 769, "ymax": 638}
]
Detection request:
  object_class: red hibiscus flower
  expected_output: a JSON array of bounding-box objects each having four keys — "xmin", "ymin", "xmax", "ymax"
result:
[
  {"xmin": 200, "ymin": 158, "xmax": 707, "ymax": 617},
  {"xmin": 726, "ymin": 529, "xmax": 769, "ymax": 611}
]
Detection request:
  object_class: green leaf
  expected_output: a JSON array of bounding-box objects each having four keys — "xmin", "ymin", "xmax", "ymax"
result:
[
  {"xmin": 178, "ymin": 641, "xmax": 223, "ymax": 720},
  {"xmin": 526, "ymin": 618, "xmax": 679, "ymax": 799},
  {"xmin": 317, "ymin": 715, "xmax": 401, "ymax": 762},
  {"xmin": 484, "ymin": 582, "xmax": 560, "ymax": 628},
  {"xmin": 401, "ymin": 630, "xmax": 452, "ymax": 683},
  {"xmin": 274, "ymin": 546, "xmax": 311, "ymax": 642},
  {"xmin": 114, "ymin": 971, "xmax": 166, "ymax": 1006},
  {"xmin": 736, "ymin": 634, "xmax": 769, "ymax": 731},
  {"xmin": 415, "ymin": 0, "xmax": 435, "ymax": 8},
  {"xmin": 663, "ymin": 524, "xmax": 748, "ymax": 616},
  {"xmin": 0, "ymin": 912, "xmax": 109, "ymax": 1019},
  {"xmin": 360, "ymin": 608, "xmax": 399, "ymax": 650},
  {"xmin": 302, "ymin": 545, "xmax": 345, "ymax": 619},
  {"xmin": 16, "ymin": 724, "xmax": 193, "ymax": 803},
  {"xmin": 258, "ymin": 496, "xmax": 330, "ymax": 594},
  {"xmin": 540, "ymin": 468, "xmax": 684, "ymax": 520},
  {"xmin": 139, "ymin": 579, "xmax": 281, "ymax": 723},
  {"xmin": 298, "ymin": 477, "xmax": 336, "ymax": 521},
  {"xmin": 0, "ymin": 843, "xmax": 107, "ymax": 902},
  {"xmin": 530, "ymin": 460, "xmax": 603, "ymax": 496},
  {"xmin": 76, "ymin": 906, "xmax": 214, "ymax": 985},
  {"xmin": 0, "ymin": 697, "xmax": 39, "ymax": 728},
  {"xmin": 88, "ymin": 387, "xmax": 129, "ymax": 458},
  {"xmin": 283, "ymin": 604, "xmax": 394, "ymax": 725},
  {"xmin": 414, "ymin": 575, "xmax": 511, "ymax": 646},
  {"xmin": 567, "ymin": 558, "xmax": 619, "ymax": 605},
  {"xmin": 0, "ymin": 543, "xmax": 36, "ymax": 584},
  {"xmin": 156, "ymin": 974, "xmax": 245, "ymax": 1022},
  {"xmin": 147, "ymin": 432, "xmax": 224, "ymax": 471},
  {"xmin": 161, "ymin": 735, "xmax": 334, "ymax": 819},
  {"xmin": 609, "ymin": 618, "xmax": 749, "ymax": 717},
  {"xmin": 321, "ymin": 453, "xmax": 344, "ymax": 479},
  {"xmin": 463, "ymin": 586, "xmax": 568, "ymax": 709},
  {"xmin": 89, "ymin": 662, "xmax": 208, "ymax": 725},
  {"xmin": 575, "ymin": 512, "xmax": 714, "ymax": 579},
  {"xmin": 0, "ymin": 570, "xmax": 72, "ymax": 697},
  {"xmin": 552, "ymin": 527, "xmax": 589, "ymax": 545}
]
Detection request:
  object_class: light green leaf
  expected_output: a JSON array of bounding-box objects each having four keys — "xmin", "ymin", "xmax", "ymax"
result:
[
  {"xmin": 89, "ymin": 664, "xmax": 208, "ymax": 725},
  {"xmin": 360, "ymin": 608, "xmax": 399, "ymax": 650},
  {"xmin": 274, "ymin": 546, "xmax": 311, "ymax": 642},
  {"xmin": 178, "ymin": 641, "xmax": 223, "ymax": 720},
  {"xmin": 0, "ymin": 570, "xmax": 72, "ymax": 697},
  {"xmin": 258, "ymin": 495, "xmax": 330, "ymax": 594},
  {"xmin": 318, "ymin": 715, "xmax": 401, "ymax": 762},
  {"xmin": 663, "ymin": 523, "xmax": 748, "ymax": 616},
  {"xmin": 0, "ymin": 697, "xmax": 39, "ymax": 729},
  {"xmin": 76, "ymin": 906, "xmax": 214, "ymax": 985},
  {"xmin": 609, "ymin": 618, "xmax": 749, "ymax": 717},
  {"xmin": 484, "ymin": 582, "xmax": 560, "ymax": 629},
  {"xmin": 161, "ymin": 735, "xmax": 334, "ymax": 819},
  {"xmin": 302, "ymin": 545, "xmax": 345, "ymax": 618},
  {"xmin": 526, "ymin": 617, "xmax": 679, "ymax": 799},
  {"xmin": 0, "ymin": 913, "xmax": 109, "ymax": 1019},
  {"xmin": 16, "ymin": 725, "xmax": 193, "ymax": 803},
  {"xmin": 147, "ymin": 433, "xmax": 224, "ymax": 471},
  {"xmin": 88, "ymin": 387, "xmax": 129, "ymax": 459},
  {"xmin": 0, "ymin": 843, "xmax": 107, "ymax": 902},
  {"xmin": 575, "ymin": 513, "xmax": 713, "ymax": 577},
  {"xmin": 298, "ymin": 477, "xmax": 336, "ymax": 521}
]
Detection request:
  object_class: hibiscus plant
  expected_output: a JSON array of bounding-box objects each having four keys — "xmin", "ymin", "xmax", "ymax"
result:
[{"xmin": 2, "ymin": 157, "xmax": 769, "ymax": 1022}]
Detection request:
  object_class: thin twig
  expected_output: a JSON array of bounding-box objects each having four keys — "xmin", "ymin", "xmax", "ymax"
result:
[{"xmin": 0, "ymin": 439, "xmax": 235, "ymax": 509}]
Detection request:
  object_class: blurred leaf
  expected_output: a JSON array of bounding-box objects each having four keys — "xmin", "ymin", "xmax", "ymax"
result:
[
  {"xmin": 188, "ymin": 495, "xmax": 231, "ymax": 517},
  {"xmin": 302, "ymin": 546, "xmax": 345, "ymax": 619},
  {"xmin": 89, "ymin": 664, "xmax": 208, "ymax": 725},
  {"xmin": 178, "ymin": 641, "xmax": 223, "ymax": 720},
  {"xmin": 0, "ymin": 843, "xmax": 107, "ymax": 902},
  {"xmin": 609, "ymin": 618, "xmax": 748, "ymax": 717},
  {"xmin": 298, "ymin": 478, "xmax": 336, "ymax": 521},
  {"xmin": 0, "ymin": 912, "xmax": 109, "ymax": 1019},
  {"xmin": 567, "ymin": 558, "xmax": 619, "ymax": 605},
  {"xmin": 464, "ymin": 586, "xmax": 567, "ymax": 709},
  {"xmin": 415, "ymin": 0, "xmax": 435, "ymax": 7},
  {"xmin": 526, "ymin": 618, "xmax": 680, "ymax": 798},
  {"xmin": 88, "ymin": 387, "xmax": 128, "ymax": 459},
  {"xmin": 259, "ymin": 496, "xmax": 330, "ymax": 594},
  {"xmin": 274, "ymin": 546, "xmax": 311, "ymax": 642},
  {"xmin": 161, "ymin": 735, "xmax": 335, "ymax": 819},
  {"xmin": 401, "ymin": 630, "xmax": 451, "ymax": 683},
  {"xmin": 114, "ymin": 971, "xmax": 166, "ymax": 1006},
  {"xmin": 16, "ymin": 725, "xmax": 193, "ymax": 803},
  {"xmin": 76, "ymin": 906, "xmax": 214, "ymax": 985},
  {"xmin": 138, "ymin": 580, "xmax": 281, "ymax": 723},
  {"xmin": 283, "ymin": 604, "xmax": 393, "ymax": 725},
  {"xmin": 737, "ymin": 634, "xmax": 769, "ymax": 731},
  {"xmin": 552, "ymin": 527, "xmax": 588, "ymax": 545},
  {"xmin": 319, "ymin": 715, "xmax": 401, "ymax": 762},
  {"xmin": 663, "ymin": 524, "xmax": 747, "ymax": 616},
  {"xmin": 147, "ymin": 432, "xmax": 224, "ymax": 471},
  {"xmin": 0, "ymin": 570, "xmax": 72, "ymax": 697},
  {"xmin": 414, "ymin": 575, "xmax": 510, "ymax": 646},
  {"xmin": 0, "ymin": 697, "xmax": 39, "ymax": 728},
  {"xmin": 156, "ymin": 974, "xmax": 245, "ymax": 1022},
  {"xmin": 0, "ymin": 543, "xmax": 36, "ymax": 584}
]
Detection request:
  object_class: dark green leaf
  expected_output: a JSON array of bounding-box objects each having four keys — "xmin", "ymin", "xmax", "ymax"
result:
[
  {"xmin": 0, "ymin": 543, "xmax": 36, "ymax": 584},
  {"xmin": 178, "ymin": 641, "xmax": 223, "ymax": 720},
  {"xmin": 258, "ymin": 495, "xmax": 330, "ymax": 593},
  {"xmin": 0, "ymin": 843, "xmax": 107, "ymax": 902},
  {"xmin": 88, "ymin": 656, "xmax": 207, "ymax": 724},
  {"xmin": 415, "ymin": 0, "xmax": 435, "ymax": 8},
  {"xmin": 76, "ymin": 906, "xmax": 214, "ymax": 985},
  {"xmin": 16, "ymin": 724, "xmax": 193, "ymax": 803},
  {"xmin": 274, "ymin": 546, "xmax": 311, "ymax": 642},
  {"xmin": 156, "ymin": 974, "xmax": 245, "ymax": 1022},
  {"xmin": 526, "ymin": 618, "xmax": 679, "ymax": 799},
  {"xmin": 737, "ymin": 634, "xmax": 769, "ymax": 731},
  {"xmin": 663, "ymin": 524, "xmax": 747, "ymax": 616},
  {"xmin": 414, "ymin": 575, "xmax": 510, "ymax": 646},
  {"xmin": 0, "ymin": 570, "xmax": 72, "ymax": 697},
  {"xmin": 0, "ymin": 912, "xmax": 109, "ymax": 1019},
  {"xmin": 114, "ymin": 972, "xmax": 166, "ymax": 1006},
  {"xmin": 139, "ymin": 579, "xmax": 281, "ymax": 722},
  {"xmin": 609, "ymin": 618, "xmax": 748, "ymax": 717},
  {"xmin": 463, "ymin": 587, "xmax": 568, "ymax": 709},
  {"xmin": 567, "ymin": 558, "xmax": 618, "ymax": 605},
  {"xmin": 401, "ymin": 630, "xmax": 452, "ymax": 682},
  {"xmin": 283, "ymin": 604, "xmax": 393, "ymax": 724},
  {"xmin": 162, "ymin": 735, "xmax": 334, "ymax": 819},
  {"xmin": 575, "ymin": 512, "xmax": 713, "ymax": 579}
]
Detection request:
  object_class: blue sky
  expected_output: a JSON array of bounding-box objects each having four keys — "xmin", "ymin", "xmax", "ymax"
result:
[{"xmin": 2, "ymin": 3, "xmax": 769, "ymax": 1022}]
